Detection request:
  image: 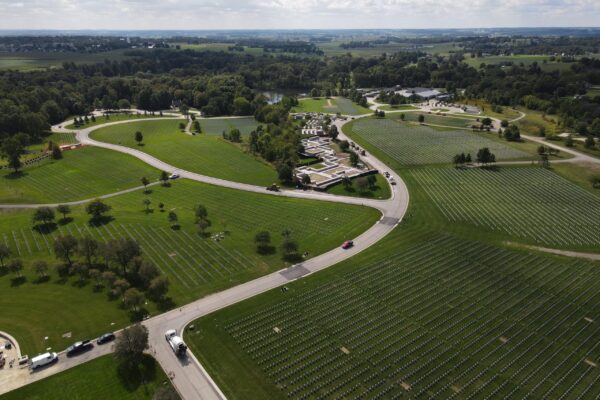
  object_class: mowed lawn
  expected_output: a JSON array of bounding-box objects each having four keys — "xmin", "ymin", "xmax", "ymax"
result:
[
  {"xmin": 292, "ymin": 97, "xmax": 372, "ymax": 115},
  {"xmin": 0, "ymin": 146, "xmax": 159, "ymax": 204},
  {"xmin": 186, "ymin": 231, "xmax": 600, "ymax": 399},
  {"xmin": 0, "ymin": 179, "xmax": 380, "ymax": 354},
  {"xmin": 347, "ymin": 118, "xmax": 530, "ymax": 167},
  {"xmin": 0, "ymin": 355, "xmax": 176, "ymax": 400},
  {"xmin": 411, "ymin": 167, "xmax": 600, "ymax": 248},
  {"xmin": 91, "ymin": 119, "xmax": 277, "ymax": 186},
  {"xmin": 198, "ymin": 117, "xmax": 259, "ymax": 136}
]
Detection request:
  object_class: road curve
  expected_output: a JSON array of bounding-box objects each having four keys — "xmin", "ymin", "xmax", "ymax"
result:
[{"xmin": 0, "ymin": 114, "xmax": 408, "ymax": 399}]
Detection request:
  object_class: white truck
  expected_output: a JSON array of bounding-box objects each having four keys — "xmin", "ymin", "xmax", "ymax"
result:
[
  {"xmin": 30, "ymin": 352, "xmax": 58, "ymax": 370},
  {"xmin": 165, "ymin": 329, "xmax": 187, "ymax": 357}
]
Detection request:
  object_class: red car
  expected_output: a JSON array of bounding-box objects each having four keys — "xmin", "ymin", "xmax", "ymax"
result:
[{"xmin": 342, "ymin": 240, "xmax": 354, "ymax": 249}]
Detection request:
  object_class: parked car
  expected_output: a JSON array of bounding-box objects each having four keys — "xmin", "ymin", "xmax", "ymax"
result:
[
  {"xmin": 66, "ymin": 340, "xmax": 93, "ymax": 357},
  {"xmin": 342, "ymin": 240, "xmax": 354, "ymax": 249},
  {"xmin": 96, "ymin": 332, "xmax": 115, "ymax": 345},
  {"xmin": 169, "ymin": 173, "xmax": 180, "ymax": 180},
  {"xmin": 30, "ymin": 352, "xmax": 57, "ymax": 370}
]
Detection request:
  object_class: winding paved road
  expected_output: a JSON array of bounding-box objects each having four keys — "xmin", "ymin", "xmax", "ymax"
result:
[{"xmin": 0, "ymin": 114, "xmax": 409, "ymax": 399}]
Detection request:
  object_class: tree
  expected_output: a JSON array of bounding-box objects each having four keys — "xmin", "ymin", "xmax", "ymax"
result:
[
  {"xmin": 194, "ymin": 205, "xmax": 208, "ymax": 221},
  {"xmin": 114, "ymin": 324, "xmax": 149, "ymax": 368},
  {"xmin": 168, "ymin": 211, "xmax": 178, "ymax": 229},
  {"xmin": 356, "ymin": 177, "xmax": 369, "ymax": 192},
  {"xmin": 342, "ymin": 175, "xmax": 352, "ymax": 189},
  {"xmin": 8, "ymin": 259, "xmax": 23, "ymax": 278},
  {"xmin": 339, "ymin": 140, "xmax": 350, "ymax": 152},
  {"xmin": 418, "ymin": 114, "xmax": 425, "ymax": 123},
  {"xmin": 112, "ymin": 278, "xmax": 130, "ymax": 298},
  {"xmin": 277, "ymin": 164, "xmax": 293, "ymax": 184},
  {"xmin": 504, "ymin": 125, "xmax": 521, "ymax": 141},
  {"xmin": 89, "ymin": 268, "xmax": 102, "ymax": 289},
  {"xmin": 565, "ymin": 134, "xmax": 574, "ymax": 147},
  {"xmin": 584, "ymin": 136, "xmax": 595, "ymax": 149},
  {"xmin": 77, "ymin": 237, "xmax": 98, "ymax": 268},
  {"xmin": 111, "ymin": 238, "xmax": 141, "ymax": 275},
  {"xmin": 453, "ymin": 153, "xmax": 462, "ymax": 167},
  {"xmin": 135, "ymin": 131, "xmax": 143, "ymax": 145},
  {"xmin": 160, "ymin": 171, "xmax": 169, "ymax": 186},
  {"xmin": 281, "ymin": 238, "xmax": 299, "ymax": 257},
  {"xmin": 1, "ymin": 137, "xmax": 24, "ymax": 173},
  {"xmin": 71, "ymin": 262, "xmax": 88, "ymax": 283},
  {"xmin": 329, "ymin": 125, "xmax": 339, "ymax": 140},
  {"xmin": 148, "ymin": 276, "xmax": 169, "ymax": 302},
  {"xmin": 143, "ymin": 198, "xmax": 152, "ymax": 213},
  {"xmin": 102, "ymin": 270, "xmax": 117, "ymax": 287},
  {"xmin": 197, "ymin": 218, "xmax": 210, "ymax": 235},
  {"xmin": 137, "ymin": 261, "xmax": 160, "ymax": 289},
  {"xmin": 32, "ymin": 206, "xmax": 55, "ymax": 230},
  {"xmin": 0, "ymin": 244, "xmax": 10, "ymax": 269},
  {"xmin": 51, "ymin": 146, "xmax": 62, "ymax": 160},
  {"xmin": 192, "ymin": 120, "xmax": 201, "ymax": 133},
  {"xmin": 54, "ymin": 235, "xmax": 78, "ymax": 267},
  {"xmin": 367, "ymin": 174, "xmax": 377, "ymax": 189},
  {"xmin": 301, "ymin": 174, "xmax": 311, "ymax": 186},
  {"xmin": 141, "ymin": 176, "xmax": 150, "ymax": 192},
  {"xmin": 123, "ymin": 288, "xmax": 145, "ymax": 312},
  {"xmin": 465, "ymin": 153, "xmax": 472, "ymax": 163},
  {"xmin": 86, "ymin": 199, "xmax": 112, "ymax": 223},
  {"xmin": 228, "ymin": 128, "xmax": 241, "ymax": 143},
  {"xmin": 178, "ymin": 122, "xmax": 186, "ymax": 130},
  {"xmin": 399, "ymin": 113, "xmax": 405, "ymax": 121},
  {"xmin": 255, "ymin": 231, "xmax": 272, "ymax": 254},
  {"xmin": 501, "ymin": 120, "xmax": 509, "ymax": 128},
  {"xmin": 349, "ymin": 151, "xmax": 360, "ymax": 167},
  {"xmin": 476, "ymin": 147, "xmax": 496, "ymax": 166},
  {"xmin": 56, "ymin": 204, "xmax": 71, "ymax": 222},
  {"xmin": 33, "ymin": 260, "xmax": 49, "ymax": 279}
]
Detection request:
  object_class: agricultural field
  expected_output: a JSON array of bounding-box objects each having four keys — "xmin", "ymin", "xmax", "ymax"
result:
[
  {"xmin": 411, "ymin": 167, "xmax": 600, "ymax": 247},
  {"xmin": 198, "ymin": 116, "xmax": 259, "ymax": 136},
  {"xmin": 90, "ymin": 119, "xmax": 278, "ymax": 186},
  {"xmin": 292, "ymin": 97, "xmax": 371, "ymax": 115},
  {"xmin": 463, "ymin": 55, "xmax": 573, "ymax": 72},
  {"xmin": 187, "ymin": 233, "xmax": 600, "ymax": 399},
  {"xmin": 348, "ymin": 118, "xmax": 530, "ymax": 167},
  {"xmin": 0, "ymin": 50, "xmax": 136, "ymax": 71},
  {"xmin": 0, "ymin": 146, "xmax": 159, "ymax": 204},
  {"xmin": 0, "ymin": 178, "xmax": 379, "ymax": 353},
  {"xmin": 64, "ymin": 113, "xmax": 169, "ymax": 129},
  {"xmin": 1, "ymin": 354, "xmax": 176, "ymax": 400}
]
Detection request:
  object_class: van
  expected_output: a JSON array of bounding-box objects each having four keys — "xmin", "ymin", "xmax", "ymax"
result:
[{"xmin": 30, "ymin": 352, "xmax": 58, "ymax": 370}]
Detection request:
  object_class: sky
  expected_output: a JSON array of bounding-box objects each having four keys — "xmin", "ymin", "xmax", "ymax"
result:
[{"xmin": 0, "ymin": 0, "xmax": 599, "ymax": 30}]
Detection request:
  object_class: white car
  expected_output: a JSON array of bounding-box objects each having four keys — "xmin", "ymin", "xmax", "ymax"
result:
[{"xmin": 169, "ymin": 173, "xmax": 180, "ymax": 180}]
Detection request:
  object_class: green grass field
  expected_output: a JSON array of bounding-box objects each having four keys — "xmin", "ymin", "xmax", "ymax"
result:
[
  {"xmin": 186, "ymin": 229, "xmax": 600, "ymax": 399},
  {"xmin": 65, "ymin": 113, "xmax": 168, "ymax": 129},
  {"xmin": 347, "ymin": 118, "xmax": 530, "ymax": 167},
  {"xmin": 326, "ymin": 173, "xmax": 391, "ymax": 199},
  {"xmin": 376, "ymin": 104, "xmax": 419, "ymax": 111},
  {"xmin": 292, "ymin": 97, "xmax": 371, "ymax": 115},
  {"xmin": 0, "ymin": 146, "xmax": 159, "ymax": 204},
  {"xmin": 412, "ymin": 167, "xmax": 600, "ymax": 247},
  {"xmin": 390, "ymin": 112, "xmax": 480, "ymax": 128},
  {"xmin": 0, "ymin": 178, "xmax": 379, "ymax": 354},
  {"xmin": 0, "ymin": 355, "xmax": 176, "ymax": 400},
  {"xmin": 463, "ymin": 55, "xmax": 573, "ymax": 72},
  {"xmin": 197, "ymin": 117, "xmax": 259, "ymax": 136},
  {"xmin": 0, "ymin": 50, "xmax": 137, "ymax": 72},
  {"xmin": 90, "ymin": 119, "xmax": 277, "ymax": 186}
]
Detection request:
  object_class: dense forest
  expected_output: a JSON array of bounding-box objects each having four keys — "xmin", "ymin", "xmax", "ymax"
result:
[{"xmin": 2, "ymin": 38, "xmax": 600, "ymax": 145}]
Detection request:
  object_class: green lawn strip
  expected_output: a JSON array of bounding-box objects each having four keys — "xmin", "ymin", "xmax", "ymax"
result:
[
  {"xmin": 0, "ymin": 354, "xmax": 176, "ymax": 400},
  {"xmin": 197, "ymin": 117, "xmax": 259, "ymax": 136},
  {"xmin": 292, "ymin": 98, "xmax": 371, "ymax": 115},
  {"xmin": 326, "ymin": 173, "xmax": 391, "ymax": 199},
  {"xmin": 0, "ymin": 179, "xmax": 380, "ymax": 354},
  {"xmin": 65, "ymin": 113, "xmax": 169, "ymax": 129},
  {"xmin": 186, "ymin": 217, "xmax": 600, "ymax": 399},
  {"xmin": 376, "ymin": 104, "xmax": 419, "ymax": 111},
  {"xmin": 91, "ymin": 119, "xmax": 277, "ymax": 186},
  {"xmin": 0, "ymin": 146, "xmax": 159, "ymax": 204}
]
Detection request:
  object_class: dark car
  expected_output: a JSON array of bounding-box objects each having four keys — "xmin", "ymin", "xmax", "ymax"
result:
[
  {"xmin": 342, "ymin": 240, "xmax": 354, "ymax": 249},
  {"xmin": 66, "ymin": 340, "xmax": 93, "ymax": 357},
  {"xmin": 96, "ymin": 332, "xmax": 115, "ymax": 345}
]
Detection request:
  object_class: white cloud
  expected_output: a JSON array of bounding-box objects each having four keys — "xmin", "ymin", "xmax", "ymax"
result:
[{"xmin": 0, "ymin": 0, "xmax": 598, "ymax": 29}]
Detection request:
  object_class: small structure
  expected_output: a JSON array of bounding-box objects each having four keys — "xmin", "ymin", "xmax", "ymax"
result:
[{"xmin": 296, "ymin": 137, "xmax": 376, "ymax": 190}]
